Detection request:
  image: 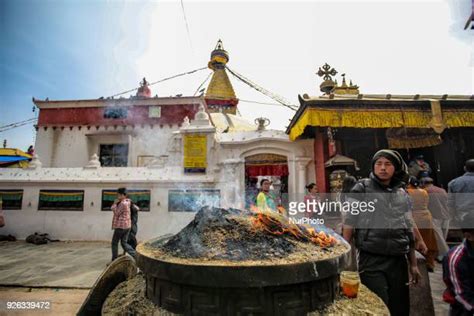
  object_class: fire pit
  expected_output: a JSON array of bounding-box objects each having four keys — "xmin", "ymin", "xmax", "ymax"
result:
[{"xmin": 136, "ymin": 207, "xmax": 349, "ymax": 315}]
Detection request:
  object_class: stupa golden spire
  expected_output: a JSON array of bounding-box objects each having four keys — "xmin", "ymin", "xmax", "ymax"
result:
[{"xmin": 205, "ymin": 40, "xmax": 238, "ymax": 114}]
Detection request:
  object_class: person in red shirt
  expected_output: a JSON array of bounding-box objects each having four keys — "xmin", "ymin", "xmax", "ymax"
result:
[{"xmin": 110, "ymin": 188, "xmax": 136, "ymax": 261}]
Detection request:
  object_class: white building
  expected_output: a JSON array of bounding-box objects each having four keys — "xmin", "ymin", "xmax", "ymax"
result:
[{"xmin": 0, "ymin": 42, "xmax": 314, "ymax": 241}]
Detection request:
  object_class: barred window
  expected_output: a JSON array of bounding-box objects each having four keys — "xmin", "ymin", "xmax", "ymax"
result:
[
  {"xmin": 104, "ymin": 107, "xmax": 128, "ymax": 119},
  {"xmin": 38, "ymin": 190, "xmax": 84, "ymax": 211},
  {"xmin": 0, "ymin": 189, "xmax": 23, "ymax": 210},
  {"xmin": 101, "ymin": 189, "xmax": 151, "ymax": 211},
  {"xmin": 99, "ymin": 144, "xmax": 128, "ymax": 167}
]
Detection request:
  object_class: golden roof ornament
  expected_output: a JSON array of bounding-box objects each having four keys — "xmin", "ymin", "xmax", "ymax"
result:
[
  {"xmin": 316, "ymin": 63, "xmax": 338, "ymax": 95},
  {"xmin": 136, "ymin": 77, "xmax": 152, "ymax": 98},
  {"xmin": 332, "ymin": 73, "xmax": 360, "ymax": 95},
  {"xmin": 340, "ymin": 74, "xmax": 348, "ymax": 88},
  {"xmin": 205, "ymin": 40, "xmax": 238, "ymax": 114},
  {"xmin": 255, "ymin": 117, "xmax": 270, "ymax": 131},
  {"xmin": 208, "ymin": 39, "xmax": 229, "ymax": 70}
]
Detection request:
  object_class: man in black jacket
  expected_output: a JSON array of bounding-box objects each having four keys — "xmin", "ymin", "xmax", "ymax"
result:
[
  {"xmin": 343, "ymin": 149, "xmax": 421, "ymax": 316},
  {"xmin": 448, "ymin": 159, "xmax": 474, "ymax": 229},
  {"xmin": 127, "ymin": 201, "xmax": 140, "ymax": 250}
]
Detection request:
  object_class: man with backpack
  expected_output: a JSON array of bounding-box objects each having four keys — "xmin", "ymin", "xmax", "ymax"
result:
[
  {"xmin": 126, "ymin": 200, "xmax": 140, "ymax": 250},
  {"xmin": 343, "ymin": 149, "xmax": 421, "ymax": 315}
]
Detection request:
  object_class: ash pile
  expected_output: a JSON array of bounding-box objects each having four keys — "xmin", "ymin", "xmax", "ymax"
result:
[{"xmin": 156, "ymin": 207, "xmax": 339, "ymax": 261}]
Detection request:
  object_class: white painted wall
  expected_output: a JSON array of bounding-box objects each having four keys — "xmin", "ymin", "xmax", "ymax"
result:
[
  {"xmin": 35, "ymin": 128, "xmax": 55, "ymax": 167},
  {"xmin": 35, "ymin": 125, "xmax": 179, "ymax": 168},
  {"xmin": 4, "ymin": 124, "xmax": 316, "ymax": 241},
  {"xmin": 0, "ymin": 179, "xmax": 211, "ymax": 241}
]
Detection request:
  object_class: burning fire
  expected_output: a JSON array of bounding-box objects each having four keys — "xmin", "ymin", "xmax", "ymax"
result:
[{"xmin": 249, "ymin": 206, "xmax": 337, "ymax": 248}]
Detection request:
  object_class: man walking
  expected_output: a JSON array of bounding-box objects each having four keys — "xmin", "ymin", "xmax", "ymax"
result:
[
  {"xmin": 343, "ymin": 149, "xmax": 421, "ymax": 316},
  {"xmin": 111, "ymin": 188, "xmax": 136, "ymax": 261},
  {"xmin": 408, "ymin": 154, "xmax": 432, "ymax": 179},
  {"xmin": 448, "ymin": 159, "xmax": 474, "ymax": 229},
  {"xmin": 421, "ymin": 177, "xmax": 450, "ymax": 261}
]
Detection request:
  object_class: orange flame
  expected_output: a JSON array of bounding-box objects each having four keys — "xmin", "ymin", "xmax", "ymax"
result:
[{"xmin": 249, "ymin": 206, "xmax": 337, "ymax": 247}]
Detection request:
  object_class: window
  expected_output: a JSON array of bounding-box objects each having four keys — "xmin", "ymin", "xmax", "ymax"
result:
[
  {"xmin": 99, "ymin": 144, "xmax": 128, "ymax": 167},
  {"xmin": 168, "ymin": 189, "xmax": 220, "ymax": 212},
  {"xmin": 148, "ymin": 106, "xmax": 161, "ymax": 118},
  {"xmin": 104, "ymin": 107, "xmax": 128, "ymax": 119},
  {"xmin": 38, "ymin": 190, "xmax": 84, "ymax": 211},
  {"xmin": 101, "ymin": 189, "xmax": 151, "ymax": 211},
  {"xmin": 0, "ymin": 189, "xmax": 23, "ymax": 210}
]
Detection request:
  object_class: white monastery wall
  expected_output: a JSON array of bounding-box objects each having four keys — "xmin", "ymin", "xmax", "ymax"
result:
[
  {"xmin": 0, "ymin": 168, "xmax": 215, "ymax": 241},
  {"xmin": 35, "ymin": 125, "xmax": 178, "ymax": 168},
  {"xmin": 5, "ymin": 124, "xmax": 316, "ymax": 241}
]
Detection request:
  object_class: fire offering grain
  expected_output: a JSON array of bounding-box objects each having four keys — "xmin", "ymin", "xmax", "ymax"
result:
[{"xmin": 139, "ymin": 207, "xmax": 348, "ymax": 265}]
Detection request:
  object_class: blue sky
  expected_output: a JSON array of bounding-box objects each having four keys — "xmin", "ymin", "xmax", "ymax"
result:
[
  {"xmin": 1, "ymin": 0, "xmax": 472, "ymax": 151},
  {"xmin": 0, "ymin": 0, "xmax": 154, "ymax": 150}
]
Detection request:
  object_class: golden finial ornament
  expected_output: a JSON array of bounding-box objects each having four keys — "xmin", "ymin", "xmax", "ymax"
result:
[{"xmin": 316, "ymin": 63, "xmax": 338, "ymax": 94}]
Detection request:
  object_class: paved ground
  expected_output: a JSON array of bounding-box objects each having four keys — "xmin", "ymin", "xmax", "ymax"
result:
[
  {"xmin": 430, "ymin": 262, "xmax": 450, "ymax": 316},
  {"xmin": 0, "ymin": 241, "xmax": 110, "ymax": 288},
  {"xmin": 0, "ymin": 241, "xmax": 110, "ymax": 315},
  {"xmin": 0, "ymin": 240, "xmax": 451, "ymax": 315}
]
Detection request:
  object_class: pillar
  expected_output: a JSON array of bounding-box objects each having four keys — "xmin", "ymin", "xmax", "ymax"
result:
[
  {"xmin": 314, "ymin": 128, "xmax": 329, "ymax": 193},
  {"xmin": 219, "ymin": 159, "xmax": 244, "ymax": 209},
  {"xmin": 295, "ymin": 157, "xmax": 312, "ymax": 197}
]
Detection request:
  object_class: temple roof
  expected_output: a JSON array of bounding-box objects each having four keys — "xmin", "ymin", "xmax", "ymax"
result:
[
  {"xmin": 286, "ymin": 94, "xmax": 474, "ymax": 141},
  {"xmin": 324, "ymin": 154, "xmax": 359, "ymax": 170},
  {"xmin": 209, "ymin": 112, "xmax": 256, "ymax": 133},
  {"xmin": 301, "ymin": 94, "xmax": 473, "ymax": 102}
]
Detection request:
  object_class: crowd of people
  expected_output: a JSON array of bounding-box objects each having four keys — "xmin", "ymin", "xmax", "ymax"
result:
[
  {"xmin": 109, "ymin": 150, "xmax": 473, "ymax": 315},
  {"xmin": 339, "ymin": 150, "xmax": 473, "ymax": 316},
  {"xmin": 243, "ymin": 150, "xmax": 473, "ymax": 315}
]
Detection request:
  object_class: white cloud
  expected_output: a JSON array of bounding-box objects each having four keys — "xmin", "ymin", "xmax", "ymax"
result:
[{"xmin": 130, "ymin": 1, "xmax": 473, "ymax": 130}]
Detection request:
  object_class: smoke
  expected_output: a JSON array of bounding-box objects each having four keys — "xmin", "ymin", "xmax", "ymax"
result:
[{"xmin": 446, "ymin": 0, "xmax": 472, "ymax": 45}]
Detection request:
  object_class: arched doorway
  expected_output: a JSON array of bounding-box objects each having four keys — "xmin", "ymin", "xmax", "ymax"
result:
[{"xmin": 244, "ymin": 153, "xmax": 289, "ymax": 209}]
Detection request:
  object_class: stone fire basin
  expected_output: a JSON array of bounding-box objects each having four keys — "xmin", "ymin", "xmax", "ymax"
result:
[{"xmin": 137, "ymin": 235, "xmax": 350, "ymax": 315}]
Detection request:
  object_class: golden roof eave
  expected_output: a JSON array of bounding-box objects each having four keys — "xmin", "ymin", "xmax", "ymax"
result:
[
  {"xmin": 288, "ymin": 106, "xmax": 474, "ymax": 141},
  {"xmin": 302, "ymin": 94, "xmax": 474, "ymax": 102}
]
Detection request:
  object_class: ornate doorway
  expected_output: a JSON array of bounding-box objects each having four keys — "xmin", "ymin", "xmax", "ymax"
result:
[{"xmin": 244, "ymin": 154, "xmax": 289, "ymax": 209}]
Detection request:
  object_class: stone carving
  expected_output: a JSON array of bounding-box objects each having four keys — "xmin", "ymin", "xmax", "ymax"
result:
[
  {"xmin": 182, "ymin": 116, "xmax": 190, "ymax": 127},
  {"xmin": 84, "ymin": 153, "xmax": 101, "ymax": 169},
  {"xmin": 192, "ymin": 104, "xmax": 211, "ymax": 126},
  {"xmin": 147, "ymin": 155, "xmax": 169, "ymax": 169}
]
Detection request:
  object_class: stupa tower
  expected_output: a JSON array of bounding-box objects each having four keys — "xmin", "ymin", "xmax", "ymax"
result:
[{"xmin": 205, "ymin": 40, "xmax": 239, "ymax": 114}]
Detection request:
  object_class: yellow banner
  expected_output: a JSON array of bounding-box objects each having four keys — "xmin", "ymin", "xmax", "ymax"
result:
[{"xmin": 183, "ymin": 134, "xmax": 207, "ymax": 172}]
